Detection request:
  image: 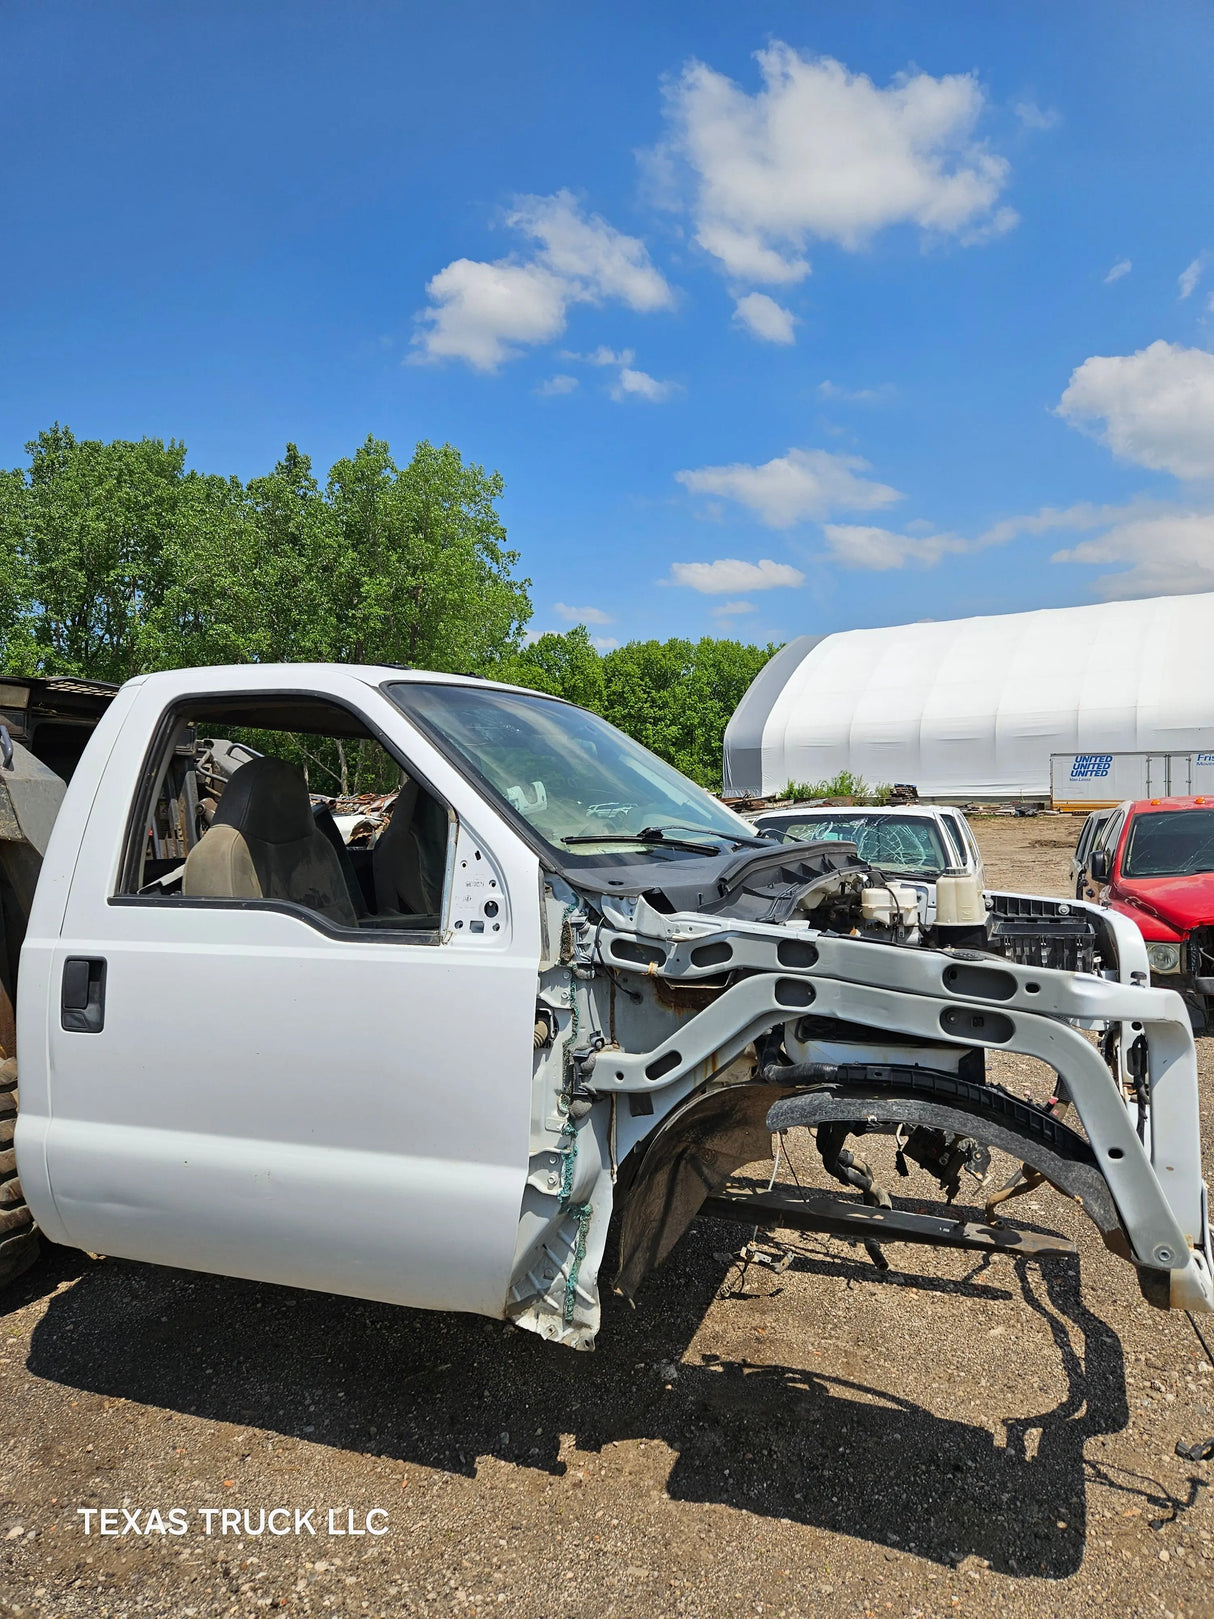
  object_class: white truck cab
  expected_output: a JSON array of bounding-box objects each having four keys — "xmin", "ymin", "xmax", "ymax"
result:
[
  {"xmin": 19, "ymin": 665, "xmax": 546, "ymax": 1319},
  {"xmin": 7, "ymin": 663, "xmax": 1211, "ymax": 1357}
]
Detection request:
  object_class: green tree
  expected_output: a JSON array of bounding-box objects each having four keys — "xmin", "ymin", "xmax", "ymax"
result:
[
  {"xmin": 146, "ymin": 442, "xmax": 335, "ymax": 671},
  {"xmin": 601, "ymin": 636, "xmax": 775, "ymax": 787},
  {"xmin": 498, "ymin": 624, "xmax": 607, "ymax": 710},
  {"xmin": 0, "ymin": 425, "xmax": 228, "ymax": 681},
  {"xmin": 0, "ymin": 468, "xmax": 32, "ymax": 662},
  {"xmin": 0, "ymin": 421, "xmax": 774, "ymax": 792},
  {"xmin": 318, "ymin": 438, "xmax": 531, "ymax": 671},
  {"xmin": 669, "ymin": 636, "xmax": 778, "ymax": 788},
  {"xmin": 140, "ymin": 471, "xmax": 258, "ymax": 671},
  {"xmin": 0, "ymin": 429, "xmax": 531, "ymax": 683},
  {"xmin": 236, "ymin": 442, "xmax": 333, "ymax": 664}
]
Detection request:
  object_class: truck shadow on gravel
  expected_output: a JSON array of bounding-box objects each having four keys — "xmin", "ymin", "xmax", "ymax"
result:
[{"xmin": 24, "ymin": 1233, "xmax": 1163, "ymax": 1581}]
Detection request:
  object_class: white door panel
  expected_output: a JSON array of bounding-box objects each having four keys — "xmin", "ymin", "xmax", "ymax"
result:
[
  {"xmin": 45, "ymin": 1120, "xmax": 522, "ymax": 1312},
  {"xmin": 28, "ymin": 670, "xmax": 544, "ymax": 1318},
  {"xmin": 43, "ymin": 908, "xmax": 538, "ymax": 1314}
]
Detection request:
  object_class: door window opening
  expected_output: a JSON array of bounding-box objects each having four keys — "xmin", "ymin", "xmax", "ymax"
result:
[{"xmin": 118, "ymin": 694, "xmax": 452, "ymax": 937}]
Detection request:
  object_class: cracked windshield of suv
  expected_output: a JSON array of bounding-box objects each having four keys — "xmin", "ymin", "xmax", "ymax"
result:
[{"xmin": 389, "ymin": 683, "xmax": 756, "ymax": 860}]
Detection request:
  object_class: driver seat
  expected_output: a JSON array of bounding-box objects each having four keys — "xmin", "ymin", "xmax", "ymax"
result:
[{"xmin": 183, "ymin": 755, "xmax": 358, "ymax": 928}]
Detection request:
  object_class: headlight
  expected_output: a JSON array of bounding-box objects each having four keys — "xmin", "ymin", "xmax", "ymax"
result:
[{"xmin": 1146, "ymin": 942, "xmax": 1182, "ymax": 972}]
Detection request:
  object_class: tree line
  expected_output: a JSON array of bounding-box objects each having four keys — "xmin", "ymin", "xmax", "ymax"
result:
[{"xmin": 0, "ymin": 426, "xmax": 775, "ymax": 788}]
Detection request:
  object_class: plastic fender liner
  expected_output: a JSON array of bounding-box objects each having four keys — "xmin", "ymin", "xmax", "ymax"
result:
[
  {"xmin": 614, "ymin": 1082, "xmax": 795, "ymax": 1299},
  {"xmin": 765, "ymin": 1068, "xmax": 1121, "ymax": 1243}
]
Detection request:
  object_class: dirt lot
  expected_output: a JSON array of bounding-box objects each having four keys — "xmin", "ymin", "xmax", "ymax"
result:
[{"xmin": 3, "ymin": 812, "xmax": 1214, "ymax": 1619}]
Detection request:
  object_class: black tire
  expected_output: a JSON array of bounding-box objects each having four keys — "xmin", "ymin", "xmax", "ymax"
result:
[{"xmin": 0, "ymin": 1058, "xmax": 39, "ymax": 1287}]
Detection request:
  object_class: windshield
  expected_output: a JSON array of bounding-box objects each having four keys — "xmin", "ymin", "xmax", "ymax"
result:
[
  {"xmin": 754, "ymin": 813, "xmax": 950, "ymax": 878},
  {"xmin": 388, "ymin": 682, "xmax": 756, "ymax": 860},
  {"xmin": 1122, "ymin": 809, "xmax": 1214, "ymax": 877}
]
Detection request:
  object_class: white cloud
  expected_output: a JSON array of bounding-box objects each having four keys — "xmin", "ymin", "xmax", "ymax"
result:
[
  {"xmin": 880, "ymin": 493, "xmax": 1214, "ymax": 598},
  {"xmin": 536, "ymin": 373, "xmax": 579, "ymax": 396},
  {"xmin": 1179, "ymin": 257, "xmax": 1205, "ymax": 300},
  {"xmin": 676, "ymin": 446, "xmax": 902, "ymax": 527},
  {"xmin": 610, "ymin": 366, "xmax": 677, "ymax": 402},
  {"xmin": 593, "ymin": 636, "xmax": 620, "ymax": 651},
  {"xmin": 414, "ymin": 259, "xmax": 569, "ymax": 371},
  {"xmin": 1014, "ymin": 100, "xmax": 1060, "ymax": 132},
  {"xmin": 1057, "ymin": 340, "xmax": 1214, "ymax": 479},
  {"xmin": 956, "ymin": 206, "xmax": 1019, "ymax": 248},
  {"xmin": 711, "ymin": 599, "xmax": 758, "ymax": 616},
  {"xmin": 733, "ymin": 292, "xmax": 797, "ymax": 344},
  {"xmin": 1052, "ymin": 509, "xmax": 1214, "ymax": 598},
  {"xmin": 973, "ymin": 499, "xmax": 1134, "ymax": 549},
  {"xmin": 667, "ymin": 558, "xmax": 805, "ymax": 593},
  {"xmin": 800, "ymin": 485, "xmax": 1214, "ymax": 593},
  {"xmin": 554, "ymin": 602, "xmax": 612, "ymax": 625},
  {"xmin": 655, "ymin": 44, "xmax": 1014, "ymax": 284},
  {"xmin": 818, "ymin": 379, "xmax": 895, "ymax": 403},
  {"xmin": 564, "ymin": 344, "xmax": 675, "ymax": 401},
  {"xmin": 570, "ymin": 345, "xmax": 635, "ymax": 366},
  {"xmin": 810, "ymin": 498, "xmax": 1154, "ymax": 576},
  {"xmin": 1103, "ymin": 258, "xmax": 1132, "ymax": 284},
  {"xmin": 413, "ymin": 192, "xmax": 673, "ymax": 370},
  {"xmin": 508, "ymin": 193, "xmax": 672, "ymax": 313},
  {"xmin": 821, "ymin": 524, "xmax": 967, "ymax": 570}
]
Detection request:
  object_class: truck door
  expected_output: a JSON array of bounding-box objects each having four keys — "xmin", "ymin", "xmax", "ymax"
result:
[
  {"xmin": 26, "ymin": 673, "xmax": 540, "ymax": 1319},
  {"xmin": 1084, "ymin": 806, "xmax": 1126, "ymax": 900}
]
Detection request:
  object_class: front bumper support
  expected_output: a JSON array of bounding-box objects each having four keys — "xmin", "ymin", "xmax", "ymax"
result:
[{"xmin": 593, "ymin": 913, "xmax": 1214, "ymax": 1313}]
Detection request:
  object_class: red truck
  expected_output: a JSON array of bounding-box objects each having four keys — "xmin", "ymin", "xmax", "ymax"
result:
[{"xmin": 1077, "ymin": 795, "xmax": 1214, "ymax": 1030}]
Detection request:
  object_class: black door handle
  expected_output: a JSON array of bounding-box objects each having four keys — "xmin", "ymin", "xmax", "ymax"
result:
[{"xmin": 61, "ymin": 957, "xmax": 106, "ymax": 1033}]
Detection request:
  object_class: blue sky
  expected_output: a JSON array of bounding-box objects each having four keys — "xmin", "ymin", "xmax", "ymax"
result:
[{"xmin": 5, "ymin": 2, "xmax": 1214, "ymax": 650}]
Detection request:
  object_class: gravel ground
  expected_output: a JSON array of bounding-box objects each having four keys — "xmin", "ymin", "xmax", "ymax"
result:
[{"xmin": 2, "ymin": 813, "xmax": 1214, "ymax": 1619}]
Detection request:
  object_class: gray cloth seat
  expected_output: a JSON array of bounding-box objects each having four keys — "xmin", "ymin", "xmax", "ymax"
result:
[
  {"xmin": 310, "ymin": 800, "xmax": 369, "ymax": 918},
  {"xmin": 372, "ymin": 779, "xmax": 448, "ymax": 918},
  {"xmin": 183, "ymin": 755, "xmax": 358, "ymax": 929}
]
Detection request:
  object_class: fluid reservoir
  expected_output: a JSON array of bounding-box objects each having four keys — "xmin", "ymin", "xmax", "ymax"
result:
[
  {"xmin": 861, "ymin": 882, "xmax": 920, "ymax": 929},
  {"xmin": 936, "ymin": 870, "xmax": 986, "ymax": 927}
]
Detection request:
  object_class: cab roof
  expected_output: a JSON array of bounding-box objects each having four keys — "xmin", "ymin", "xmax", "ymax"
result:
[
  {"xmin": 753, "ymin": 803, "xmax": 963, "ymax": 819},
  {"xmin": 1124, "ymin": 796, "xmax": 1214, "ymax": 816},
  {"xmin": 127, "ymin": 662, "xmax": 569, "ymax": 704}
]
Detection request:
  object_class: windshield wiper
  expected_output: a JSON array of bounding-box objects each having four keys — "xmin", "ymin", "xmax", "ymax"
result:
[
  {"xmin": 561, "ymin": 829, "xmax": 724, "ymax": 856},
  {"xmin": 643, "ymin": 820, "xmax": 774, "ymax": 849}
]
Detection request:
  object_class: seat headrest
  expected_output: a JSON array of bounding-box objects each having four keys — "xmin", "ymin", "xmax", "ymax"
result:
[{"xmin": 213, "ymin": 756, "xmax": 315, "ymax": 845}]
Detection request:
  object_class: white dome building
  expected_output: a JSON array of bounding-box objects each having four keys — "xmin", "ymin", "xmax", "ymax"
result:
[{"xmin": 723, "ymin": 592, "xmax": 1214, "ymax": 801}]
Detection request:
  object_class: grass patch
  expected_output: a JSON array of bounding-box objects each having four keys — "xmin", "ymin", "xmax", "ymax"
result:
[{"xmin": 773, "ymin": 771, "xmax": 894, "ymax": 806}]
